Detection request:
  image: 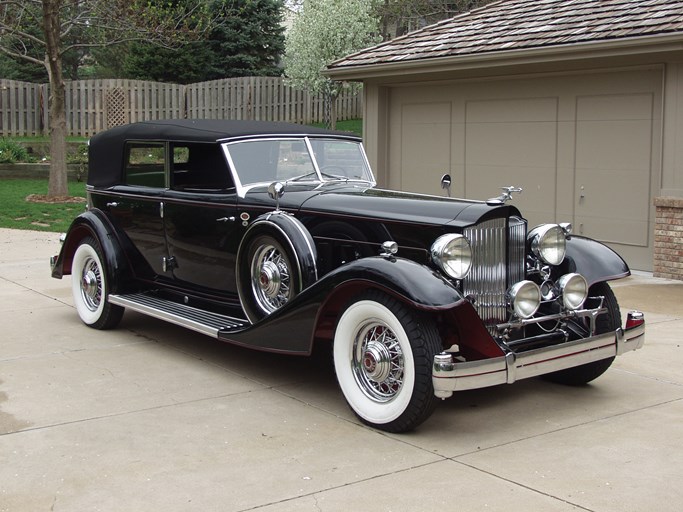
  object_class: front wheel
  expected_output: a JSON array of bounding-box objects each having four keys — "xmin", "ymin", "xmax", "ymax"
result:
[
  {"xmin": 544, "ymin": 281, "xmax": 620, "ymax": 385},
  {"xmin": 333, "ymin": 290, "xmax": 442, "ymax": 432},
  {"xmin": 71, "ymin": 236, "xmax": 124, "ymax": 330}
]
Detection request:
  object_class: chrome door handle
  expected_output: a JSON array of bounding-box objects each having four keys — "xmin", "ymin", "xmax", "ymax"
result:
[
  {"xmin": 216, "ymin": 217, "xmax": 235, "ymax": 223},
  {"xmin": 106, "ymin": 202, "xmax": 119, "ymax": 208}
]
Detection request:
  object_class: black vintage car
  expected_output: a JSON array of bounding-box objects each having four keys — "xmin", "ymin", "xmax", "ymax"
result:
[{"xmin": 50, "ymin": 119, "xmax": 645, "ymax": 432}]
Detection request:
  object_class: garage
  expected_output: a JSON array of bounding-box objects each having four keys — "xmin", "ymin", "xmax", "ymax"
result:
[
  {"xmin": 387, "ymin": 68, "xmax": 661, "ymax": 270},
  {"xmin": 327, "ymin": 0, "xmax": 683, "ymax": 275}
]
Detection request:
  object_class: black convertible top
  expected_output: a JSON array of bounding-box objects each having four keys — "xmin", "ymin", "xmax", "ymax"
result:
[{"xmin": 88, "ymin": 119, "xmax": 358, "ymax": 187}]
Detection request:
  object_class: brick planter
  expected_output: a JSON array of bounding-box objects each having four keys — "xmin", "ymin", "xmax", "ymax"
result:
[{"xmin": 654, "ymin": 197, "xmax": 683, "ymax": 280}]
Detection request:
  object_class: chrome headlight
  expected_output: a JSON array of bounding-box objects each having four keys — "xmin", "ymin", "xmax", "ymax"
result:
[
  {"xmin": 557, "ymin": 273, "xmax": 588, "ymax": 310},
  {"xmin": 528, "ymin": 224, "xmax": 566, "ymax": 265},
  {"xmin": 507, "ymin": 280, "xmax": 541, "ymax": 319},
  {"xmin": 431, "ymin": 234, "xmax": 472, "ymax": 280}
]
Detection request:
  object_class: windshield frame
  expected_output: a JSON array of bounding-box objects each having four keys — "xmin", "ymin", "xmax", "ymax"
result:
[{"xmin": 221, "ymin": 135, "xmax": 376, "ymax": 198}]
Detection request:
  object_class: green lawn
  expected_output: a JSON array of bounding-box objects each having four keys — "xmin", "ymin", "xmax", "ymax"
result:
[
  {"xmin": 312, "ymin": 119, "xmax": 362, "ymax": 136},
  {"xmin": 0, "ymin": 179, "xmax": 87, "ymax": 232}
]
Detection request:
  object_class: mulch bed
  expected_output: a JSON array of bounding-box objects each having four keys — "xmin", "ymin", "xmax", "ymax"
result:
[{"xmin": 25, "ymin": 194, "xmax": 86, "ymax": 204}]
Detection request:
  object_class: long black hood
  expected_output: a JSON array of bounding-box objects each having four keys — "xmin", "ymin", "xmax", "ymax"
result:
[{"xmin": 298, "ymin": 185, "xmax": 521, "ymax": 228}]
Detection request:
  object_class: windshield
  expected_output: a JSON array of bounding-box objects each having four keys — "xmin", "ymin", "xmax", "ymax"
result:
[{"xmin": 224, "ymin": 137, "xmax": 374, "ymax": 189}]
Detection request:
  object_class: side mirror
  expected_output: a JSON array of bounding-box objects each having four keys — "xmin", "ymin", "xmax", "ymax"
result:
[
  {"xmin": 268, "ymin": 182, "xmax": 285, "ymax": 211},
  {"xmin": 440, "ymin": 174, "xmax": 452, "ymax": 197}
]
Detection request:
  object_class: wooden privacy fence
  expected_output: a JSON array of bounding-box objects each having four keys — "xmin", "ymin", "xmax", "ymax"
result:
[{"xmin": 0, "ymin": 77, "xmax": 363, "ymax": 137}]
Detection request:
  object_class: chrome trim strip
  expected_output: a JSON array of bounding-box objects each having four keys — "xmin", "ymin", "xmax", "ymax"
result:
[{"xmin": 433, "ymin": 319, "xmax": 645, "ymax": 397}]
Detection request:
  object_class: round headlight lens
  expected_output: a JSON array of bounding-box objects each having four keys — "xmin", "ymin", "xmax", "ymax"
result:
[
  {"xmin": 558, "ymin": 273, "xmax": 588, "ymax": 310},
  {"xmin": 507, "ymin": 280, "xmax": 541, "ymax": 319},
  {"xmin": 431, "ymin": 234, "xmax": 472, "ymax": 280},
  {"xmin": 529, "ymin": 224, "xmax": 566, "ymax": 265}
]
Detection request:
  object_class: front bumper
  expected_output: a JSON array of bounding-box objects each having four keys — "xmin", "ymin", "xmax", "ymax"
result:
[{"xmin": 432, "ymin": 311, "xmax": 645, "ymax": 398}]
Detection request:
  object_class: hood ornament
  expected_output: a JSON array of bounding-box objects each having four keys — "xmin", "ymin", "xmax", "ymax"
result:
[{"xmin": 487, "ymin": 186, "xmax": 522, "ymax": 205}]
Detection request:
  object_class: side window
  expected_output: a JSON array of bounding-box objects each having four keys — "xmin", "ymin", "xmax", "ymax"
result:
[
  {"xmin": 124, "ymin": 143, "xmax": 166, "ymax": 188},
  {"xmin": 171, "ymin": 143, "xmax": 233, "ymax": 191}
]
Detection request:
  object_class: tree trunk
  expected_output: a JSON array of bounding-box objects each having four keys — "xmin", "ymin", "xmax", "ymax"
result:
[
  {"xmin": 330, "ymin": 95, "xmax": 337, "ymax": 131},
  {"xmin": 43, "ymin": 0, "xmax": 69, "ymax": 197}
]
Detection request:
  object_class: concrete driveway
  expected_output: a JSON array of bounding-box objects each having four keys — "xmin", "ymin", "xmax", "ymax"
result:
[{"xmin": 1, "ymin": 227, "xmax": 681, "ymax": 512}]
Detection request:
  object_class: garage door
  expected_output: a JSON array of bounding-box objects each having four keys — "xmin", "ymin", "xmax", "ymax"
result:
[{"xmin": 387, "ymin": 68, "xmax": 661, "ymax": 270}]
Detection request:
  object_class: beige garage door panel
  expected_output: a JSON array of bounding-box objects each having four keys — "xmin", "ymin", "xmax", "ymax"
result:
[
  {"xmin": 465, "ymin": 98, "xmax": 558, "ymax": 226},
  {"xmin": 575, "ymin": 94, "xmax": 653, "ymax": 246},
  {"xmin": 400, "ymin": 102, "xmax": 452, "ymax": 193},
  {"xmin": 385, "ymin": 70, "xmax": 660, "ymax": 270}
]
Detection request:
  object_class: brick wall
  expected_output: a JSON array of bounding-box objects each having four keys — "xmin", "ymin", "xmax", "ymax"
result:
[{"xmin": 654, "ymin": 197, "xmax": 683, "ymax": 280}]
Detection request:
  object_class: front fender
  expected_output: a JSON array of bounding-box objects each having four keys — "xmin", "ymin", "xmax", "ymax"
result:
[
  {"xmin": 50, "ymin": 209, "xmax": 133, "ymax": 293},
  {"xmin": 220, "ymin": 256, "xmax": 464, "ymax": 354},
  {"xmin": 319, "ymin": 256, "xmax": 465, "ymax": 310},
  {"xmin": 557, "ymin": 236, "xmax": 630, "ymax": 286}
]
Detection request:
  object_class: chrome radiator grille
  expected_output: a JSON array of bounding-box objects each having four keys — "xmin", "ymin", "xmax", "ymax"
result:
[{"xmin": 463, "ymin": 217, "xmax": 526, "ymax": 331}]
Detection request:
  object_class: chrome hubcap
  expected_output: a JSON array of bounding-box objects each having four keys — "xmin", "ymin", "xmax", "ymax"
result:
[
  {"xmin": 80, "ymin": 258, "xmax": 102, "ymax": 312},
  {"xmin": 353, "ymin": 322, "xmax": 404, "ymax": 402},
  {"xmin": 251, "ymin": 244, "xmax": 291, "ymax": 314},
  {"xmin": 258, "ymin": 261, "xmax": 282, "ymax": 298}
]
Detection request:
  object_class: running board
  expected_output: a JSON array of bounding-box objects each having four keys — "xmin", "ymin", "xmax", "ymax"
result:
[{"xmin": 108, "ymin": 293, "xmax": 249, "ymax": 337}]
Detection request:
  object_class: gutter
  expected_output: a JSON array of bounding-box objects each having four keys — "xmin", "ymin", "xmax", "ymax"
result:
[{"xmin": 324, "ymin": 32, "xmax": 683, "ymax": 81}]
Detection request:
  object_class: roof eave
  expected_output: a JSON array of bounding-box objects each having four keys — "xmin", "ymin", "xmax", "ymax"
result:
[{"xmin": 325, "ymin": 32, "xmax": 683, "ymax": 81}]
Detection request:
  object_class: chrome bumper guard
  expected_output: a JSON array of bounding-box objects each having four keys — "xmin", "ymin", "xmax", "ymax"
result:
[{"xmin": 432, "ymin": 311, "xmax": 645, "ymax": 399}]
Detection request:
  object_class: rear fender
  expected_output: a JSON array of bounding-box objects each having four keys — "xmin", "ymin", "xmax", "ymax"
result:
[{"xmin": 51, "ymin": 209, "xmax": 133, "ymax": 293}]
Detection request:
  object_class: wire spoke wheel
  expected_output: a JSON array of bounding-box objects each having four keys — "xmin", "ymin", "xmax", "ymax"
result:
[
  {"xmin": 79, "ymin": 256, "xmax": 103, "ymax": 312},
  {"xmin": 334, "ymin": 290, "xmax": 441, "ymax": 433},
  {"xmin": 71, "ymin": 237, "xmax": 124, "ymax": 330},
  {"xmin": 251, "ymin": 242, "xmax": 293, "ymax": 315},
  {"xmin": 353, "ymin": 321, "xmax": 405, "ymax": 402}
]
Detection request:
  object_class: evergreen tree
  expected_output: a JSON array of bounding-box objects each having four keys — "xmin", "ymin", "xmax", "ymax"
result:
[
  {"xmin": 122, "ymin": 0, "xmax": 286, "ymax": 82},
  {"xmin": 206, "ymin": 0, "xmax": 286, "ymax": 78}
]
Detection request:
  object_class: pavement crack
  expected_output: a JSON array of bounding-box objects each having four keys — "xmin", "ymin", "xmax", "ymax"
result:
[{"xmin": 452, "ymin": 459, "xmax": 597, "ymax": 512}]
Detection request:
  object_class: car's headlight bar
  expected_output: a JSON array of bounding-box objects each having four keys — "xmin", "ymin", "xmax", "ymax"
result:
[
  {"xmin": 528, "ymin": 224, "xmax": 567, "ymax": 266},
  {"xmin": 431, "ymin": 233, "xmax": 472, "ymax": 280}
]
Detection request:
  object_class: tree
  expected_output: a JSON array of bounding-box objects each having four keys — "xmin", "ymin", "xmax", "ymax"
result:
[
  {"xmin": 205, "ymin": 0, "xmax": 285, "ymax": 78},
  {"xmin": 374, "ymin": 0, "xmax": 499, "ymax": 40},
  {"xmin": 122, "ymin": 40, "xmax": 214, "ymax": 83},
  {"xmin": 122, "ymin": 0, "xmax": 286, "ymax": 82},
  {"xmin": 0, "ymin": 0, "xmax": 210, "ymax": 197},
  {"xmin": 284, "ymin": 0, "xmax": 379, "ymax": 129}
]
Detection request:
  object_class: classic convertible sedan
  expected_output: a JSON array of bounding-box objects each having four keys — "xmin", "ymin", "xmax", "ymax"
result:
[{"xmin": 51, "ymin": 119, "xmax": 645, "ymax": 432}]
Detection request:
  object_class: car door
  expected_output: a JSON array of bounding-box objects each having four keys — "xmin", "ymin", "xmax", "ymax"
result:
[
  {"xmin": 91, "ymin": 141, "xmax": 169, "ymax": 281},
  {"xmin": 162, "ymin": 142, "xmax": 242, "ymax": 297}
]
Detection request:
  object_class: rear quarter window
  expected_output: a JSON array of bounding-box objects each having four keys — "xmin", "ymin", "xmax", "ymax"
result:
[{"xmin": 124, "ymin": 143, "xmax": 166, "ymax": 188}]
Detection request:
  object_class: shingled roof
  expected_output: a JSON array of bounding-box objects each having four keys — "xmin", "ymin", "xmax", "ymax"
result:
[{"xmin": 328, "ymin": 0, "xmax": 683, "ymax": 71}]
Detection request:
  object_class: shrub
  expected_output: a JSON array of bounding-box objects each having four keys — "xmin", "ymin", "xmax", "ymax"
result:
[{"xmin": 0, "ymin": 138, "xmax": 31, "ymax": 163}]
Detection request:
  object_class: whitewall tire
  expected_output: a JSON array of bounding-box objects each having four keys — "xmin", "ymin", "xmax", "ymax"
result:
[
  {"xmin": 71, "ymin": 237, "xmax": 124, "ymax": 330},
  {"xmin": 333, "ymin": 290, "xmax": 441, "ymax": 432}
]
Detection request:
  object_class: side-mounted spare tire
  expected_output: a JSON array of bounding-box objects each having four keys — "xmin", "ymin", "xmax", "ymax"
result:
[{"xmin": 236, "ymin": 213, "xmax": 318, "ymax": 323}]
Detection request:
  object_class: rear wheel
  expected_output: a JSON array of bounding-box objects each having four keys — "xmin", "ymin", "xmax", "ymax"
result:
[
  {"xmin": 544, "ymin": 281, "xmax": 620, "ymax": 385},
  {"xmin": 333, "ymin": 290, "xmax": 441, "ymax": 432},
  {"xmin": 71, "ymin": 237, "xmax": 124, "ymax": 330}
]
